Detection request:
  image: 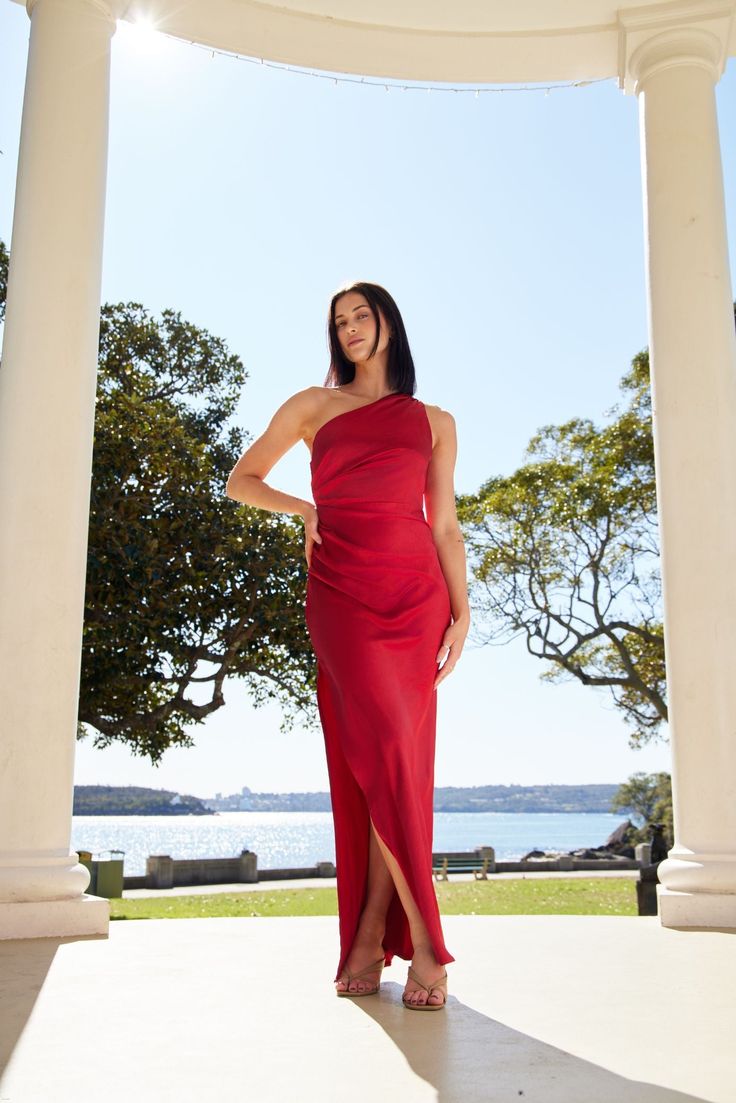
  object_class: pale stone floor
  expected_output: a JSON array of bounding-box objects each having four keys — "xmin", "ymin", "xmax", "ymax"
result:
[{"xmin": 1, "ymin": 914, "xmax": 734, "ymax": 1102}]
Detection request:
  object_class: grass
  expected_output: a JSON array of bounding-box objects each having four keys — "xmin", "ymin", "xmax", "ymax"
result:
[{"xmin": 109, "ymin": 877, "xmax": 638, "ymax": 920}]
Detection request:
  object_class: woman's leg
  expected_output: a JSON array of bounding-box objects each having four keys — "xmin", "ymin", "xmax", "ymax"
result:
[
  {"xmin": 336, "ymin": 816, "xmax": 448, "ymax": 1005},
  {"xmin": 368, "ymin": 816, "xmax": 448, "ymax": 1006},
  {"xmin": 335, "ymin": 819, "xmax": 394, "ymax": 993}
]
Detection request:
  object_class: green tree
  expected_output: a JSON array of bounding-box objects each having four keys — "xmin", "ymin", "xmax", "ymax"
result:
[
  {"xmin": 611, "ymin": 771, "xmax": 673, "ymax": 847},
  {"xmin": 0, "ymin": 241, "xmax": 317, "ymax": 763},
  {"xmin": 79, "ymin": 301, "xmax": 317, "ymax": 762},
  {"xmin": 458, "ymin": 350, "xmax": 666, "ymax": 749},
  {"xmin": 0, "ymin": 239, "xmax": 8, "ymax": 323},
  {"xmin": 458, "ymin": 308, "xmax": 736, "ymax": 750}
]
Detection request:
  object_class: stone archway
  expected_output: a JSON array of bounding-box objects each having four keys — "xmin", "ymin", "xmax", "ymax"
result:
[{"xmin": 1, "ymin": 0, "xmax": 735, "ymax": 938}]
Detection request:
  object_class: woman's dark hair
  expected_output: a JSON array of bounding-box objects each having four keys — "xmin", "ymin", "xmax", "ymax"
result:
[{"xmin": 324, "ymin": 281, "xmax": 417, "ymax": 396}]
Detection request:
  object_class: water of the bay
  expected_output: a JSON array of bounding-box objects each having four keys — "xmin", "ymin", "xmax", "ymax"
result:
[{"xmin": 71, "ymin": 810, "xmax": 628, "ymax": 877}]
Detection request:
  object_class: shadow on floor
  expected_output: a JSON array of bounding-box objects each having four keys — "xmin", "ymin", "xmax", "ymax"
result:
[{"xmin": 349, "ymin": 981, "xmax": 710, "ymax": 1103}]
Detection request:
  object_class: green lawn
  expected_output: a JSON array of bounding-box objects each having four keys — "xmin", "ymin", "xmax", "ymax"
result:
[{"xmin": 110, "ymin": 877, "xmax": 638, "ymax": 920}]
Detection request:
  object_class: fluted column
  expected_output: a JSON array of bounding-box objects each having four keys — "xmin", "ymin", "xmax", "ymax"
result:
[
  {"xmin": 621, "ymin": 16, "xmax": 736, "ymax": 927},
  {"xmin": 0, "ymin": 0, "xmax": 120, "ymax": 939}
]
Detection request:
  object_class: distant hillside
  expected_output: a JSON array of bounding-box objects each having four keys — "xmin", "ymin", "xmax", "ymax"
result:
[
  {"xmin": 205, "ymin": 783, "xmax": 622, "ymax": 814},
  {"xmin": 74, "ymin": 782, "xmax": 623, "ymax": 815},
  {"xmin": 432, "ymin": 784, "xmax": 619, "ymax": 814},
  {"xmin": 73, "ymin": 784, "xmax": 211, "ymax": 816}
]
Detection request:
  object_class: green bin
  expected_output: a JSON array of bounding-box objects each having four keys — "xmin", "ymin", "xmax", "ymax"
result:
[{"xmin": 76, "ymin": 849, "xmax": 125, "ymax": 898}]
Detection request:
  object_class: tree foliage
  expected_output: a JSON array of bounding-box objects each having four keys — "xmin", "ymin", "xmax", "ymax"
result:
[
  {"xmin": 611, "ymin": 771, "xmax": 673, "ymax": 846},
  {"xmin": 458, "ymin": 309, "xmax": 736, "ymax": 749},
  {"xmin": 0, "ymin": 239, "xmax": 8, "ymax": 323},
  {"xmin": 78, "ymin": 301, "xmax": 318, "ymax": 762},
  {"xmin": 0, "ymin": 237, "xmax": 317, "ymax": 764},
  {"xmin": 458, "ymin": 351, "xmax": 667, "ymax": 749}
]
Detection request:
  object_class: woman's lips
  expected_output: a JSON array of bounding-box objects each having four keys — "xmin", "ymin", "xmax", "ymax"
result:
[{"xmin": 348, "ymin": 339, "xmax": 364, "ymax": 346}]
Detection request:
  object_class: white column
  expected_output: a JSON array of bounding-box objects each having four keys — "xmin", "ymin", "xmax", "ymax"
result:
[
  {"xmin": 628, "ymin": 27, "xmax": 736, "ymax": 928},
  {"xmin": 0, "ymin": 0, "xmax": 119, "ymax": 939}
]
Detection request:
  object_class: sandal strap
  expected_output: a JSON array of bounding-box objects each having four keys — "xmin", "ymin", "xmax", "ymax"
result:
[
  {"xmin": 339, "ymin": 955, "xmax": 385, "ymax": 981},
  {"xmin": 407, "ymin": 964, "xmax": 448, "ymax": 994}
]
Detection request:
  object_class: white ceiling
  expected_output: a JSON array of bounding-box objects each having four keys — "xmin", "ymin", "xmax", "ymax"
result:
[{"xmin": 13, "ymin": 0, "xmax": 736, "ymax": 84}]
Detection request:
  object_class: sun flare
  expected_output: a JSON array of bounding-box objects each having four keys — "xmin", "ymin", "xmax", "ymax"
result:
[{"xmin": 116, "ymin": 15, "xmax": 166, "ymax": 53}]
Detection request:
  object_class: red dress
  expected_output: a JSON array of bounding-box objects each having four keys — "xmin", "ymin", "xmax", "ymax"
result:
[{"xmin": 305, "ymin": 391, "xmax": 455, "ymax": 981}]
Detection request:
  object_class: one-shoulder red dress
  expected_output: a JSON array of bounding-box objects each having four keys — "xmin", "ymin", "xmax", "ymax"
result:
[{"xmin": 305, "ymin": 391, "xmax": 455, "ymax": 981}]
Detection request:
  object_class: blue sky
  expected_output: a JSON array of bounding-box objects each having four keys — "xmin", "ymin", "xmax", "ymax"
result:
[{"xmin": 2, "ymin": 6, "xmax": 735, "ymax": 797}]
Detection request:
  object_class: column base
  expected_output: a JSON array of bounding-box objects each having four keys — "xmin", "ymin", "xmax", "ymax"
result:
[
  {"xmin": 0, "ymin": 894, "xmax": 110, "ymax": 941},
  {"xmin": 657, "ymin": 886, "xmax": 736, "ymax": 929}
]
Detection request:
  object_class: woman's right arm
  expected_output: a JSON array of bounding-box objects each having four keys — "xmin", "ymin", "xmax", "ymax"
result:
[
  {"xmin": 225, "ymin": 388, "xmax": 324, "ymax": 565},
  {"xmin": 225, "ymin": 388, "xmax": 314, "ymax": 514}
]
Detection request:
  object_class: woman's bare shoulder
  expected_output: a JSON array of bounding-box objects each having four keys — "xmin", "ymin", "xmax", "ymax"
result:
[
  {"xmin": 420, "ymin": 400, "xmax": 456, "ymax": 445},
  {"xmin": 281, "ymin": 386, "xmax": 344, "ymax": 449},
  {"xmin": 283, "ymin": 384, "xmax": 328, "ymax": 406},
  {"xmin": 419, "ymin": 399, "xmax": 454, "ymax": 427},
  {"xmin": 273, "ymin": 385, "xmax": 330, "ymax": 422}
]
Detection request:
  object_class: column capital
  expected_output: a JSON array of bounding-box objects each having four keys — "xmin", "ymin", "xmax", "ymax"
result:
[
  {"xmin": 26, "ymin": 0, "xmax": 128, "ymax": 23},
  {"xmin": 617, "ymin": 0, "xmax": 732, "ymax": 95}
]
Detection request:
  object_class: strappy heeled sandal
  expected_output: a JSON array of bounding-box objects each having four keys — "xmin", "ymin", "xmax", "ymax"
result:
[
  {"xmin": 402, "ymin": 964, "xmax": 448, "ymax": 1011},
  {"xmin": 335, "ymin": 955, "xmax": 385, "ymax": 997}
]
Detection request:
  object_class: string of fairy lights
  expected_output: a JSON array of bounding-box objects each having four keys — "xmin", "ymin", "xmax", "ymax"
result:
[{"xmin": 155, "ymin": 28, "xmax": 611, "ymax": 98}]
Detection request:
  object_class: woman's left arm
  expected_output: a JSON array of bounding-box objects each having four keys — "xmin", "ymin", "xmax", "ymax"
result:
[{"xmin": 424, "ymin": 406, "xmax": 470, "ymax": 688}]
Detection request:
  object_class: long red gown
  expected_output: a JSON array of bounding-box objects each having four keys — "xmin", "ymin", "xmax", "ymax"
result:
[{"xmin": 304, "ymin": 390, "xmax": 455, "ymax": 982}]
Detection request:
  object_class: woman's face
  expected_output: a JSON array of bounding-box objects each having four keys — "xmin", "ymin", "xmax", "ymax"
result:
[{"xmin": 334, "ymin": 292, "xmax": 390, "ymax": 362}]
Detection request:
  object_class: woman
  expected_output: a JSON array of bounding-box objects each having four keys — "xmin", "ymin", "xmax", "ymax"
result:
[{"xmin": 226, "ymin": 281, "xmax": 469, "ymax": 1010}]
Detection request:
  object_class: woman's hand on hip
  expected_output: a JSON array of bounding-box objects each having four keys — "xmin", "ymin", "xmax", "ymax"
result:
[{"xmin": 303, "ymin": 504, "xmax": 322, "ymax": 569}]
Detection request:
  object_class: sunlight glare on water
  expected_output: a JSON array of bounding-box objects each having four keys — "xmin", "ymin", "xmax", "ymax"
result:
[{"xmin": 71, "ymin": 810, "xmax": 627, "ymax": 877}]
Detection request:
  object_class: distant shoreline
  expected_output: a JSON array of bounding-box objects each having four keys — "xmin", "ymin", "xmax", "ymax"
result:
[{"xmin": 74, "ymin": 783, "xmax": 624, "ymax": 817}]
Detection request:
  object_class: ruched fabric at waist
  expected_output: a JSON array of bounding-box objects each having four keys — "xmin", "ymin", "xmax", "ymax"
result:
[
  {"xmin": 314, "ymin": 495, "xmax": 424, "ymax": 515},
  {"xmin": 312, "ymin": 500, "xmax": 436, "ymax": 560}
]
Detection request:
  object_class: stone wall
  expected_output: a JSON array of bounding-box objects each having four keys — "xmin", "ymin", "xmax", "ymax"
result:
[{"xmin": 121, "ymin": 845, "xmax": 647, "ymax": 890}]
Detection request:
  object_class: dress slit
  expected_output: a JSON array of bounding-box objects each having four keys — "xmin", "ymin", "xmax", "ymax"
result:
[{"xmin": 318, "ymin": 658, "xmax": 454, "ymax": 979}]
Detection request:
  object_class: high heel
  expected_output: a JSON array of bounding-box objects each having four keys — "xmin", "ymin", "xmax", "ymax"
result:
[
  {"xmin": 402, "ymin": 964, "xmax": 448, "ymax": 1011},
  {"xmin": 335, "ymin": 955, "xmax": 385, "ymax": 997}
]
